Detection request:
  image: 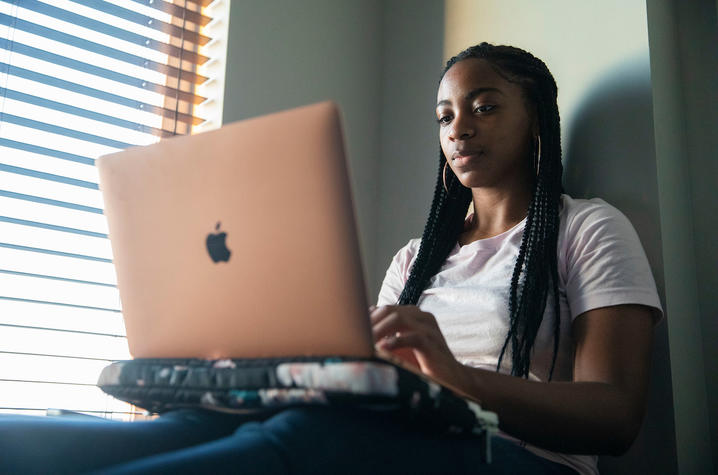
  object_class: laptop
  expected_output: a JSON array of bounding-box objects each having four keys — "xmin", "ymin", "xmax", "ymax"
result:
[
  {"xmin": 98, "ymin": 101, "xmax": 375, "ymax": 360},
  {"xmin": 97, "ymin": 101, "xmax": 473, "ymax": 400}
]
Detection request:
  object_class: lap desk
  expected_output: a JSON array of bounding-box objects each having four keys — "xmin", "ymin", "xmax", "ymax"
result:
[{"xmin": 98, "ymin": 357, "xmax": 499, "ymax": 461}]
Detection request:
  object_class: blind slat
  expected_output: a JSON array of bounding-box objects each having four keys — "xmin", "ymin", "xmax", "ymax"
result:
[
  {"xmin": 130, "ymin": 0, "xmax": 212, "ymax": 27},
  {"xmin": 0, "ymin": 87, "xmax": 170, "ymax": 137},
  {"xmin": 0, "ymin": 190, "xmax": 103, "ymax": 214},
  {"xmin": 0, "ymin": 378, "xmax": 97, "ymax": 387},
  {"xmin": 0, "ymin": 171, "xmax": 102, "ymax": 212},
  {"xmin": 15, "ymin": 1, "xmax": 210, "ymax": 62},
  {"xmin": 0, "ymin": 138, "xmax": 95, "ymax": 166},
  {"xmin": 0, "ymin": 274, "xmax": 121, "ymax": 312},
  {"xmin": 72, "ymin": 0, "xmax": 211, "ymax": 46},
  {"xmin": 0, "ymin": 113, "xmax": 135, "ymax": 149},
  {"xmin": 0, "ymin": 221, "xmax": 111, "ymax": 260},
  {"xmin": 1, "ymin": 169, "xmax": 100, "ymax": 204},
  {"xmin": 0, "ymin": 270, "xmax": 114, "ymax": 289},
  {"xmin": 0, "ymin": 349, "xmax": 115, "ymax": 362},
  {"xmin": 0, "ymin": 163, "xmax": 98, "ymax": 189},
  {"xmin": 183, "ymin": 0, "xmax": 214, "ymax": 7},
  {"xmin": 0, "ymin": 353, "xmax": 117, "ymax": 385},
  {"xmin": 0, "ymin": 216, "xmax": 107, "ymax": 239},
  {"xmin": 0, "ymin": 299, "xmax": 125, "ymax": 334},
  {"xmin": 1, "ymin": 123, "xmax": 120, "ymax": 159},
  {"xmin": 0, "ymin": 243, "xmax": 112, "ymax": 264},
  {"xmin": 1, "ymin": 408, "xmax": 124, "ymax": 412},
  {"xmin": 0, "ymin": 328, "xmax": 128, "ymax": 360},
  {"xmin": 0, "ymin": 13, "xmax": 208, "ymax": 84},
  {"xmin": 1, "ymin": 88, "xmax": 173, "ymax": 138},
  {"xmin": 0, "ymin": 381, "xmax": 129, "ymax": 412},
  {"xmin": 0, "ymin": 297, "xmax": 121, "ymax": 315},
  {"xmin": 0, "ymin": 247, "xmax": 116, "ymax": 284},
  {"xmin": 0, "ymin": 39, "xmax": 206, "ymax": 104},
  {"xmin": 0, "ymin": 196, "xmax": 108, "ymax": 234},
  {"xmin": 0, "ymin": 148, "xmax": 98, "ymax": 185},
  {"xmin": 0, "ymin": 0, "xmax": 225, "ymax": 419},
  {"xmin": 0, "ymin": 323, "xmax": 122, "ymax": 338},
  {"xmin": 0, "ymin": 60, "xmax": 204, "ymax": 126},
  {"xmin": 1, "ymin": 99, "xmax": 158, "ymax": 147}
]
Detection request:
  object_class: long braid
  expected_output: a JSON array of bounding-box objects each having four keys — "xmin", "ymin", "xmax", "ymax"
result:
[
  {"xmin": 400, "ymin": 43, "xmax": 563, "ymax": 380},
  {"xmin": 398, "ymin": 152, "xmax": 471, "ymax": 304}
]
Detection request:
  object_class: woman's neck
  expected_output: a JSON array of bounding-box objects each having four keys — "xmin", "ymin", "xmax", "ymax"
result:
[{"xmin": 463, "ymin": 186, "xmax": 532, "ymax": 242}]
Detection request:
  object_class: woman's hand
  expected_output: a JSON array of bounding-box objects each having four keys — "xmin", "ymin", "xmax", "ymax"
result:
[{"xmin": 369, "ymin": 304, "xmax": 466, "ymax": 386}]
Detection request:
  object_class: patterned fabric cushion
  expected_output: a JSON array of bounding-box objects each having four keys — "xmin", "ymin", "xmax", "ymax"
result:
[{"xmin": 98, "ymin": 357, "xmax": 498, "ymax": 440}]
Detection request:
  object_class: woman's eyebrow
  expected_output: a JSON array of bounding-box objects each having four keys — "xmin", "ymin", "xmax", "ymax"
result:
[{"xmin": 436, "ymin": 87, "xmax": 504, "ymax": 108}]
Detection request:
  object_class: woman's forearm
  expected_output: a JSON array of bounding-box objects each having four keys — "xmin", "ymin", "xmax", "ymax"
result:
[
  {"xmin": 455, "ymin": 365, "xmax": 643, "ymax": 455},
  {"xmin": 373, "ymin": 305, "xmax": 654, "ymax": 455}
]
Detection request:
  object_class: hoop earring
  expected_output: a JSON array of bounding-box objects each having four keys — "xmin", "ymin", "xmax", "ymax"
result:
[
  {"xmin": 534, "ymin": 135, "xmax": 542, "ymax": 177},
  {"xmin": 442, "ymin": 161, "xmax": 450, "ymax": 194}
]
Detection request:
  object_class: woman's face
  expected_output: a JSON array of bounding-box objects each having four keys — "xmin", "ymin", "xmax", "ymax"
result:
[{"xmin": 436, "ymin": 58, "xmax": 535, "ymax": 191}]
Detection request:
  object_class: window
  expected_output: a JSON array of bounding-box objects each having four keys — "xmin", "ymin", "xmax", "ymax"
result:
[{"xmin": 0, "ymin": 0, "xmax": 229, "ymax": 420}]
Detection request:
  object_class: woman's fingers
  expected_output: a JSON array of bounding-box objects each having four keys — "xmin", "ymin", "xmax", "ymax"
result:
[
  {"xmin": 371, "ymin": 308, "xmax": 404, "ymax": 342},
  {"xmin": 369, "ymin": 305, "xmax": 463, "ymax": 383},
  {"xmin": 370, "ymin": 306, "xmax": 432, "ymax": 342},
  {"xmin": 369, "ymin": 305, "xmax": 405, "ymax": 340},
  {"xmin": 370, "ymin": 305, "xmax": 433, "ymax": 326},
  {"xmin": 378, "ymin": 330, "xmax": 425, "ymax": 351},
  {"xmin": 369, "ymin": 304, "xmax": 396, "ymax": 325}
]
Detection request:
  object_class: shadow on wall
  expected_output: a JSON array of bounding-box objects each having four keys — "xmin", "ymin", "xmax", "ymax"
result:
[{"xmin": 562, "ymin": 54, "xmax": 678, "ymax": 475}]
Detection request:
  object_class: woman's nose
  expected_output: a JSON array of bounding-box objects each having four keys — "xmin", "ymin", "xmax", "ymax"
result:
[{"xmin": 449, "ymin": 114, "xmax": 475, "ymax": 141}]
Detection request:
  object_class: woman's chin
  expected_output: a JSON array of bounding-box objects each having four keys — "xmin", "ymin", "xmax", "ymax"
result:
[{"xmin": 455, "ymin": 174, "xmax": 492, "ymax": 190}]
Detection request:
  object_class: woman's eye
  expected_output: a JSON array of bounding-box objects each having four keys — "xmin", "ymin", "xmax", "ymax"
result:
[
  {"xmin": 436, "ymin": 115, "xmax": 452, "ymax": 125},
  {"xmin": 475, "ymin": 104, "xmax": 496, "ymax": 113}
]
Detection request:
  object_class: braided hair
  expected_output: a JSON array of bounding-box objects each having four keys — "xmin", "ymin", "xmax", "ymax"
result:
[{"xmin": 397, "ymin": 43, "xmax": 563, "ymax": 379}]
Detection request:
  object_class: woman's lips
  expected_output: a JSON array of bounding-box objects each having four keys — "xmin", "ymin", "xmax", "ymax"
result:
[{"xmin": 451, "ymin": 151, "xmax": 482, "ymax": 166}]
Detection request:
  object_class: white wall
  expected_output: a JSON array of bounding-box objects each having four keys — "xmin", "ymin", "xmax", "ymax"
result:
[{"xmin": 444, "ymin": 0, "xmax": 650, "ymax": 158}]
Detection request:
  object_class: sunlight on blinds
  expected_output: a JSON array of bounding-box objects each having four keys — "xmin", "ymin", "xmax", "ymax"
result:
[{"xmin": 0, "ymin": 0, "xmax": 229, "ymax": 420}]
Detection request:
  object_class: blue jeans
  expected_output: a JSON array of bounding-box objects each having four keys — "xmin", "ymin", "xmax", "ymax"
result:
[{"xmin": 0, "ymin": 407, "xmax": 577, "ymax": 474}]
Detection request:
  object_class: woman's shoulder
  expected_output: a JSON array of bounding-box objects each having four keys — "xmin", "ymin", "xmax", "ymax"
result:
[
  {"xmin": 559, "ymin": 194, "xmax": 633, "ymax": 237},
  {"xmin": 393, "ymin": 238, "xmax": 422, "ymax": 262},
  {"xmin": 557, "ymin": 193, "xmax": 648, "ymax": 275},
  {"xmin": 378, "ymin": 238, "xmax": 423, "ymax": 301},
  {"xmin": 557, "ymin": 195, "xmax": 662, "ymax": 320}
]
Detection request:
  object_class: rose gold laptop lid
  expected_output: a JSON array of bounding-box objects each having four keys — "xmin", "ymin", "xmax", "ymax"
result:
[{"xmin": 97, "ymin": 101, "xmax": 373, "ymax": 359}]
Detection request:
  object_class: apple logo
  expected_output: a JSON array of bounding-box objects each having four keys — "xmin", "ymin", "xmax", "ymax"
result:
[{"xmin": 206, "ymin": 221, "xmax": 231, "ymax": 263}]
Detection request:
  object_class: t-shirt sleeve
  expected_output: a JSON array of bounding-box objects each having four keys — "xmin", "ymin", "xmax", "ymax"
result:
[
  {"xmin": 562, "ymin": 202, "xmax": 663, "ymax": 321},
  {"xmin": 376, "ymin": 239, "xmax": 419, "ymax": 306}
]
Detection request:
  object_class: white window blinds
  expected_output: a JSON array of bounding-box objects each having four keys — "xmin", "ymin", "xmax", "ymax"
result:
[{"xmin": 0, "ymin": 0, "xmax": 229, "ymax": 419}]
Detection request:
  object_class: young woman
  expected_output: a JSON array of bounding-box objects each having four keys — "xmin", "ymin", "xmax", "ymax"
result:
[
  {"xmin": 0, "ymin": 43, "xmax": 660, "ymax": 475},
  {"xmin": 370, "ymin": 42, "xmax": 661, "ymax": 474}
]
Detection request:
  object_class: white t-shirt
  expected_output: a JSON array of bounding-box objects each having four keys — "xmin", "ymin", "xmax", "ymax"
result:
[{"xmin": 376, "ymin": 194, "xmax": 662, "ymax": 475}]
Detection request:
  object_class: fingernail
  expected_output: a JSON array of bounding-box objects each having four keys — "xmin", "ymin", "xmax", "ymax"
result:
[{"xmin": 383, "ymin": 335, "xmax": 396, "ymax": 348}]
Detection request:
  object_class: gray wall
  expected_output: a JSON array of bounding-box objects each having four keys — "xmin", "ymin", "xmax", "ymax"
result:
[
  {"xmin": 374, "ymin": 1, "xmax": 446, "ymax": 298},
  {"xmin": 222, "ymin": 0, "xmax": 383, "ymax": 298},
  {"xmin": 222, "ymin": 0, "xmax": 445, "ymax": 303},
  {"xmin": 646, "ymin": 0, "xmax": 718, "ymax": 472},
  {"xmin": 562, "ymin": 51, "xmax": 677, "ymax": 475}
]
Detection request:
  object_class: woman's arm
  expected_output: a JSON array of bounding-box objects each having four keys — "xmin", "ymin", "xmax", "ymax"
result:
[{"xmin": 371, "ymin": 303, "xmax": 655, "ymax": 455}]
